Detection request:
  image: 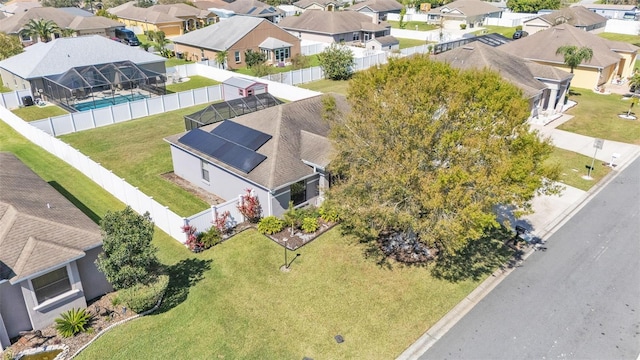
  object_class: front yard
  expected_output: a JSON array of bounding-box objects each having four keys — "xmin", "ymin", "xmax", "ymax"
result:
[
  {"xmin": 545, "ymin": 148, "xmax": 611, "ymax": 191},
  {"xmin": 561, "ymin": 88, "xmax": 640, "ymax": 145}
]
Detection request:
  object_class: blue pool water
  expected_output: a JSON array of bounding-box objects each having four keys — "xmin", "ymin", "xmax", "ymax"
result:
[{"xmin": 74, "ymin": 93, "xmax": 149, "ymax": 112}]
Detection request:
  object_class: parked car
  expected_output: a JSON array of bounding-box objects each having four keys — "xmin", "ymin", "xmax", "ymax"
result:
[
  {"xmin": 115, "ymin": 28, "xmax": 140, "ymax": 46},
  {"xmin": 512, "ymin": 30, "xmax": 528, "ymax": 40}
]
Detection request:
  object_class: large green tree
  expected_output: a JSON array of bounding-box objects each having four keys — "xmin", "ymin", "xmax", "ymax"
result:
[
  {"xmin": 244, "ymin": 49, "xmax": 266, "ymax": 68},
  {"xmin": 318, "ymin": 43, "xmax": 355, "ymax": 80},
  {"xmin": 20, "ymin": 19, "xmax": 60, "ymax": 43},
  {"xmin": 324, "ymin": 55, "xmax": 559, "ymax": 255},
  {"xmin": 0, "ymin": 33, "xmax": 24, "ymax": 60},
  {"xmin": 95, "ymin": 206, "xmax": 159, "ymax": 290},
  {"xmin": 555, "ymin": 45, "xmax": 594, "ymax": 73}
]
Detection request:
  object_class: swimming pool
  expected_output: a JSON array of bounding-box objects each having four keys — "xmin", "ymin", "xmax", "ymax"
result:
[{"xmin": 74, "ymin": 93, "xmax": 149, "ymax": 112}]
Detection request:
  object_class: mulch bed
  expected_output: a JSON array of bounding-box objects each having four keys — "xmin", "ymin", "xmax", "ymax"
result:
[
  {"xmin": 5, "ymin": 293, "xmax": 138, "ymax": 359},
  {"xmin": 266, "ymin": 219, "xmax": 336, "ymax": 250}
]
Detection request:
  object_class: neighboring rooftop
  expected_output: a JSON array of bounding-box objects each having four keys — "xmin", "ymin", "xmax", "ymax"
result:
[
  {"xmin": 172, "ymin": 16, "xmax": 268, "ymax": 51},
  {"xmin": 536, "ymin": 5, "xmax": 607, "ymax": 27},
  {"xmin": 428, "ymin": 0, "xmax": 502, "ymax": 17},
  {"xmin": 292, "ymin": 0, "xmax": 341, "ymax": 9},
  {"xmin": 434, "ymin": 42, "xmax": 572, "ymax": 98},
  {"xmin": 0, "ymin": 6, "xmax": 122, "ymax": 35},
  {"xmin": 0, "ymin": 153, "xmax": 102, "ymax": 284},
  {"xmin": 500, "ymin": 23, "xmax": 637, "ymax": 69},
  {"xmin": 0, "ymin": 35, "xmax": 165, "ymax": 79},
  {"xmin": 279, "ymin": 10, "xmax": 388, "ymax": 34},
  {"xmin": 192, "ymin": 0, "xmax": 282, "ymax": 18},
  {"xmin": 348, "ymin": 0, "xmax": 402, "ymax": 13}
]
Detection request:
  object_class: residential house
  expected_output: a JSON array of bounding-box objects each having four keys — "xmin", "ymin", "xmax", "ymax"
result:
[
  {"xmin": 0, "ymin": 1, "xmax": 41, "ymax": 17},
  {"xmin": 0, "ymin": 35, "xmax": 166, "ymax": 94},
  {"xmin": 164, "ymin": 94, "xmax": 350, "ymax": 217},
  {"xmin": 583, "ymin": 4, "xmax": 638, "ymax": 20},
  {"xmin": 347, "ymin": 0, "xmax": 403, "ymax": 23},
  {"xmin": 193, "ymin": 0, "xmax": 284, "ymax": 23},
  {"xmin": 0, "ymin": 153, "xmax": 112, "ymax": 349},
  {"xmin": 365, "ymin": 35, "xmax": 399, "ymax": 51},
  {"xmin": 278, "ymin": 10, "xmax": 397, "ymax": 47},
  {"xmin": 0, "ymin": 7, "xmax": 123, "ymax": 45},
  {"xmin": 108, "ymin": 1, "xmax": 217, "ymax": 37},
  {"xmin": 426, "ymin": 0, "xmax": 502, "ymax": 29},
  {"xmin": 434, "ymin": 42, "xmax": 573, "ymax": 123},
  {"xmin": 522, "ymin": 6, "xmax": 607, "ymax": 35},
  {"xmin": 500, "ymin": 24, "xmax": 638, "ymax": 90},
  {"xmin": 292, "ymin": 0, "xmax": 342, "ymax": 13},
  {"xmin": 172, "ymin": 16, "xmax": 300, "ymax": 68}
]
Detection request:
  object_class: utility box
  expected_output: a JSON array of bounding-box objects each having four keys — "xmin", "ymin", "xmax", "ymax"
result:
[{"xmin": 22, "ymin": 96, "xmax": 34, "ymax": 107}]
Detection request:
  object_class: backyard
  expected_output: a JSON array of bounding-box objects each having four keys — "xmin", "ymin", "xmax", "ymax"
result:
[
  {"xmin": 561, "ymin": 88, "xmax": 640, "ymax": 145},
  {"xmin": 298, "ymin": 79, "xmax": 351, "ymax": 95},
  {"xmin": 11, "ymin": 104, "xmax": 68, "ymax": 121},
  {"xmin": 398, "ymin": 37, "xmax": 430, "ymax": 49},
  {"xmin": 473, "ymin": 25, "xmax": 517, "ymax": 38},
  {"xmin": 165, "ymin": 75, "xmax": 220, "ymax": 93},
  {"xmin": 387, "ymin": 20, "xmax": 438, "ymax": 32}
]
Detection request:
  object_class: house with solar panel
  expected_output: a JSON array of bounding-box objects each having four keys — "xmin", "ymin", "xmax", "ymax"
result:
[{"xmin": 164, "ymin": 94, "xmax": 350, "ymax": 217}]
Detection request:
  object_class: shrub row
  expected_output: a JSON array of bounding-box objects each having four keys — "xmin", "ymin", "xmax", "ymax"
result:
[{"xmin": 119, "ymin": 274, "xmax": 169, "ymax": 313}]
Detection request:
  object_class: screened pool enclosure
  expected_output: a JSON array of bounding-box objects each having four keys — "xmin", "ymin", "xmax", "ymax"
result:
[
  {"xmin": 41, "ymin": 61, "xmax": 166, "ymax": 112},
  {"xmin": 184, "ymin": 93, "xmax": 283, "ymax": 131}
]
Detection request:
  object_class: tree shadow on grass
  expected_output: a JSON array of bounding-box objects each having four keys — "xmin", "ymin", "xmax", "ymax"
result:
[
  {"xmin": 156, "ymin": 258, "xmax": 212, "ymax": 313},
  {"xmin": 48, "ymin": 181, "xmax": 101, "ymax": 224},
  {"xmin": 430, "ymin": 226, "xmax": 516, "ymax": 283}
]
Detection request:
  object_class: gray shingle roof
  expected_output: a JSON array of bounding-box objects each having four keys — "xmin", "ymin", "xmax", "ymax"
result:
[
  {"xmin": 192, "ymin": 0, "xmax": 282, "ymax": 17},
  {"xmin": 428, "ymin": 0, "xmax": 502, "ymax": 17},
  {"xmin": 499, "ymin": 23, "xmax": 635, "ymax": 69},
  {"xmin": 434, "ymin": 42, "xmax": 571, "ymax": 98},
  {"xmin": 165, "ymin": 94, "xmax": 351, "ymax": 190},
  {"xmin": 0, "ymin": 35, "xmax": 165, "ymax": 80},
  {"xmin": 279, "ymin": 9, "xmax": 389, "ymax": 34},
  {"xmin": 0, "ymin": 6, "xmax": 122, "ymax": 35},
  {"xmin": 172, "ymin": 16, "xmax": 265, "ymax": 51},
  {"xmin": 370, "ymin": 35, "xmax": 399, "ymax": 46},
  {"xmin": 537, "ymin": 5, "xmax": 607, "ymax": 27},
  {"xmin": 108, "ymin": 1, "xmax": 184, "ymax": 23},
  {"xmin": 348, "ymin": 0, "xmax": 403, "ymax": 13},
  {"xmin": 0, "ymin": 153, "xmax": 102, "ymax": 283},
  {"xmin": 292, "ymin": 0, "xmax": 340, "ymax": 9}
]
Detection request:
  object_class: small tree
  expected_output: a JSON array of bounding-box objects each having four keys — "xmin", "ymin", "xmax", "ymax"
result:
[
  {"xmin": 244, "ymin": 49, "xmax": 266, "ymax": 68},
  {"xmin": 237, "ymin": 189, "xmax": 262, "ymax": 223},
  {"xmin": 96, "ymin": 206, "xmax": 159, "ymax": 290},
  {"xmin": 318, "ymin": 43, "xmax": 355, "ymax": 80},
  {"xmin": 215, "ymin": 50, "xmax": 228, "ymax": 69},
  {"xmin": 291, "ymin": 53, "xmax": 310, "ymax": 70},
  {"xmin": 555, "ymin": 45, "xmax": 594, "ymax": 73}
]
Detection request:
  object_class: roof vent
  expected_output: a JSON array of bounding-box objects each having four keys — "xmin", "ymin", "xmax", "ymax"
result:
[{"xmin": 462, "ymin": 46, "xmax": 474, "ymax": 50}]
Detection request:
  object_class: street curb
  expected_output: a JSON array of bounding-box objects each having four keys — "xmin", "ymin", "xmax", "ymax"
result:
[{"xmin": 396, "ymin": 147, "xmax": 640, "ymax": 360}]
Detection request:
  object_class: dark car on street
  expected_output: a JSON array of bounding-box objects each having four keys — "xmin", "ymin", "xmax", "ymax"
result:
[{"xmin": 512, "ymin": 30, "xmax": 528, "ymax": 40}]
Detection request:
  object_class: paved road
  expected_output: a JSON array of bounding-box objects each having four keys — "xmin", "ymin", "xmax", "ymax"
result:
[{"xmin": 421, "ymin": 158, "xmax": 640, "ymax": 360}]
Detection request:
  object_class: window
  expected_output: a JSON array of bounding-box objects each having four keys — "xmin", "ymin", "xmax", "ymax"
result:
[
  {"xmin": 290, "ymin": 180, "xmax": 306, "ymax": 206},
  {"xmin": 247, "ymin": 89, "xmax": 254, "ymax": 96},
  {"xmin": 234, "ymin": 51, "xmax": 241, "ymax": 63},
  {"xmin": 352, "ymin": 32, "xmax": 360, "ymax": 41},
  {"xmin": 274, "ymin": 48, "xmax": 290, "ymax": 62},
  {"xmin": 20, "ymin": 33, "xmax": 31, "ymax": 42},
  {"xmin": 31, "ymin": 267, "xmax": 72, "ymax": 304},
  {"xmin": 201, "ymin": 160, "xmax": 210, "ymax": 182}
]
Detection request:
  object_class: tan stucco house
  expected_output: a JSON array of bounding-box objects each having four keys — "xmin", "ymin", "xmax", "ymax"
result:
[
  {"xmin": 500, "ymin": 24, "xmax": 638, "ymax": 90},
  {"xmin": 426, "ymin": 0, "xmax": 502, "ymax": 29},
  {"xmin": 0, "ymin": 153, "xmax": 112, "ymax": 349},
  {"xmin": 108, "ymin": 1, "xmax": 218, "ymax": 37},
  {"xmin": 292, "ymin": 0, "xmax": 341, "ymax": 13},
  {"xmin": 172, "ymin": 16, "xmax": 300, "ymax": 68},
  {"xmin": 346, "ymin": 0, "xmax": 403, "ymax": 23},
  {"xmin": 522, "ymin": 6, "xmax": 608, "ymax": 35}
]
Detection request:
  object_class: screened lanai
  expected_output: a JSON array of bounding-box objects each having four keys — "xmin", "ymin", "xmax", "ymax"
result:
[
  {"xmin": 41, "ymin": 61, "xmax": 166, "ymax": 112},
  {"xmin": 184, "ymin": 93, "xmax": 283, "ymax": 130}
]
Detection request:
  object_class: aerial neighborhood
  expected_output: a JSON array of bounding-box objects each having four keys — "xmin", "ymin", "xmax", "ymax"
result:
[{"xmin": 0, "ymin": 0, "xmax": 639, "ymax": 357}]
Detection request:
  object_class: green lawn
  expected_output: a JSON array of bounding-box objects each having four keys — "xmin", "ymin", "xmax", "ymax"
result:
[
  {"xmin": 59, "ymin": 104, "xmax": 212, "ymax": 217},
  {"xmin": 298, "ymin": 79, "xmax": 351, "ymax": 95},
  {"xmin": 546, "ymin": 147, "xmax": 611, "ymax": 191},
  {"xmin": 165, "ymin": 75, "xmax": 220, "ymax": 93},
  {"xmin": 473, "ymin": 25, "xmax": 517, "ymax": 39},
  {"xmin": 76, "ymin": 227, "xmax": 486, "ymax": 360},
  {"xmin": 598, "ymin": 32, "xmax": 640, "ymax": 47},
  {"xmin": 560, "ymin": 88, "xmax": 640, "ymax": 145},
  {"xmin": 165, "ymin": 58, "xmax": 194, "ymax": 68},
  {"xmin": 11, "ymin": 105, "xmax": 68, "ymax": 121},
  {"xmin": 387, "ymin": 20, "xmax": 438, "ymax": 31},
  {"xmin": 398, "ymin": 37, "xmax": 430, "ymax": 49}
]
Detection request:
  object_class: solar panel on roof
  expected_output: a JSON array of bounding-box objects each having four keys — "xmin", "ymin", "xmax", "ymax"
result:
[
  {"xmin": 210, "ymin": 120, "xmax": 272, "ymax": 151},
  {"xmin": 178, "ymin": 129, "xmax": 267, "ymax": 173}
]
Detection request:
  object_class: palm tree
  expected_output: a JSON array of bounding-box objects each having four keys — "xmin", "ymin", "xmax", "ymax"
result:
[
  {"xmin": 628, "ymin": 71, "xmax": 640, "ymax": 93},
  {"xmin": 60, "ymin": 28, "xmax": 76, "ymax": 38},
  {"xmin": 555, "ymin": 45, "xmax": 594, "ymax": 73},
  {"xmin": 20, "ymin": 19, "xmax": 60, "ymax": 43},
  {"xmin": 215, "ymin": 50, "xmax": 228, "ymax": 69}
]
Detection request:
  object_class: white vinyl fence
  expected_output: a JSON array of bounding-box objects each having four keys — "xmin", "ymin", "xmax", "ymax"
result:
[
  {"xmin": 30, "ymin": 85, "xmax": 223, "ymax": 136},
  {"xmin": 185, "ymin": 198, "xmax": 244, "ymax": 234},
  {"xmin": 0, "ymin": 106, "xmax": 188, "ymax": 243},
  {"xmin": 605, "ymin": 19, "xmax": 640, "ymax": 35},
  {"xmin": 301, "ymin": 42, "xmax": 328, "ymax": 55},
  {"xmin": 0, "ymin": 89, "xmax": 33, "ymax": 109}
]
